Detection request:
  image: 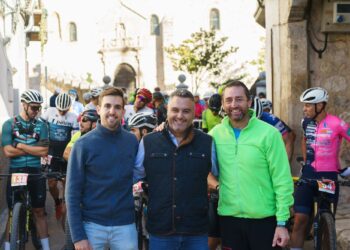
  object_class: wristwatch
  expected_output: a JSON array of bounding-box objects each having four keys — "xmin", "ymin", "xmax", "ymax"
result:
[
  {"xmin": 215, "ymin": 184, "xmax": 220, "ymax": 191},
  {"xmin": 277, "ymin": 221, "xmax": 287, "ymax": 228}
]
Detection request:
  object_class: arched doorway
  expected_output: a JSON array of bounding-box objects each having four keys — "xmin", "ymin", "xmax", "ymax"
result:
[{"xmin": 113, "ymin": 63, "xmax": 136, "ymax": 91}]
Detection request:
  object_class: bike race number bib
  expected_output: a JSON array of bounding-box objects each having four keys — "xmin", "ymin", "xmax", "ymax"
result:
[
  {"xmin": 11, "ymin": 173, "xmax": 29, "ymax": 187},
  {"xmin": 317, "ymin": 180, "xmax": 336, "ymax": 194}
]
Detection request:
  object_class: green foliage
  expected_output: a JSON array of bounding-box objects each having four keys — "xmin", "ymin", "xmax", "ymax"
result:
[
  {"xmin": 249, "ymin": 36, "xmax": 265, "ymax": 72},
  {"xmin": 165, "ymin": 28, "xmax": 238, "ymax": 92}
]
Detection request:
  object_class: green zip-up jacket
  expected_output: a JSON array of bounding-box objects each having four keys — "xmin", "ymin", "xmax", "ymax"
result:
[{"xmin": 209, "ymin": 110, "xmax": 293, "ymax": 222}]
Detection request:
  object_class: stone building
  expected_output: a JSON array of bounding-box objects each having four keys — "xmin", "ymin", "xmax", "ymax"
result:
[
  {"xmin": 29, "ymin": 0, "xmax": 264, "ymax": 96},
  {"xmin": 255, "ymin": 0, "xmax": 350, "ymax": 173}
]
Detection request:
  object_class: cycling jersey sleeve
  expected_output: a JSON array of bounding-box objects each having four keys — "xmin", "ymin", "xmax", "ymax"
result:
[
  {"xmin": 339, "ymin": 119, "xmax": 350, "ymax": 142},
  {"xmin": 211, "ymin": 141, "xmax": 219, "ymax": 177},
  {"xmin": 1, "ymin": 119, "xmax": 13, "ymax": 146},
  {"xmin": 134, "ymin": 139, "xmax": 146, "ymax": 183},
  {"xmin": 66, "ymin": 131, "xmax": 81, "ymax": 148}
]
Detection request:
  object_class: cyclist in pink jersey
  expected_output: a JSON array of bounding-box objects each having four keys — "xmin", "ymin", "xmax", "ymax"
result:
[{"xmin": 290, "ymin": 87, "xmax": 350, "ymax": 250}]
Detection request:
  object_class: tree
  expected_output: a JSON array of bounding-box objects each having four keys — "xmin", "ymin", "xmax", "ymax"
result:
[
  {"xmin": 165, "ymin": 28, "xmax": 238, "ymax": 92},
  {"xmin": 249, "ymin": 36, "xmax": 265, "ymax": 72}
]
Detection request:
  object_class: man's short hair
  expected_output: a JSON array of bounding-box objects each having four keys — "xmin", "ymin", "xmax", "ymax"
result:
[
  {"xmin": 222, "ymin": 80, "xmax": 251, "ymax": 100},
  {"xmin": 169, "ymin": 89, "xmax": 194, "ymax": 102},
  {"xmin": 99, "ymin": 86, "xmax": 125, "ymax": 106}
]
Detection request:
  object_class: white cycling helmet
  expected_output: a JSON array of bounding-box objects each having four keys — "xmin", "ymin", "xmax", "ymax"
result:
[
  {"xmin": 21, "ymin": 89, "xmax": 44, "ymax": 104},
  {"xmin": 91, "ymin": 87, "xmax": 103, "ymax": 97},
  {"xmin": 128, "ymin": 113, "xmax": 157, "ymax": 130},
  {"xmin": 300, "ymin": 87, "xmax": 328, "ymax": 103},
  {"xmin": 251, "ymin": 96, "xmax": 263, "ymax": 118},
  {"xmin": 260, "ymin": 98, "xmax": 272, "ymax": 110},
  {"xmin": 55, "ymin": 93, "xmax": 72, "ymax": 111}
]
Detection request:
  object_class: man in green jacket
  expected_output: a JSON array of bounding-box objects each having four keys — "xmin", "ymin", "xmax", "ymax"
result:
[{"xmin": 209, "ymin": 80, "xmax": 293, "ymax": 250}]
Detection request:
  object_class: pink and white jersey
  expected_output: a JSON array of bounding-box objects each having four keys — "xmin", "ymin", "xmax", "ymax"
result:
[{"xmin": 302, "ymin": 114, "xmax": 350, "ymax": 172}]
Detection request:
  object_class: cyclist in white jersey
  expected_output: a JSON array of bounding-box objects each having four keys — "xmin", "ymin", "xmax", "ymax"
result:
[{"xmin": 41, "ymin": 93, "xmax": 79, "ymax": 222}]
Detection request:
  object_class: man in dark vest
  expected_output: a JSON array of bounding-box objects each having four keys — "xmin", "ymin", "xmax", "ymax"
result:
[{"xmin": 134, "ymin": 89, "xmax": 218, "ymax": 250}]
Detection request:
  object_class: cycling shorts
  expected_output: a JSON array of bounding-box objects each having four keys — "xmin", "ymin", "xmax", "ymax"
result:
[
  {"xmin": 208, "ymin": 192, "xmax": 220, "ymax": 238},
  {"xmin": 293, "ymin": 168, "xmax": 339, "ymax": 215},
  {"xmin": 6, "ymin": 167, "xmax": 46, "ymax": 208},
  {"xmin": 49, "ymin": 157, "xmax": 67, "ymax": 173}
]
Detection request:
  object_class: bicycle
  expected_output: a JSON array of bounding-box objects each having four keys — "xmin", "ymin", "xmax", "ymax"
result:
[
  {"xmin": 133, "ymin": 181, "xmax": 149, "ymax": 250},
  {"xmin": 0, "ymin": 171, "xmax": 65, "ymax": 250},
  {"xmin": 291, "ymin": 176, "xmax": 350, "ymax": 250}
]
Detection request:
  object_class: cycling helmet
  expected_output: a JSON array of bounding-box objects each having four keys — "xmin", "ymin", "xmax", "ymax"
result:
[
  {"xmin": 68, "ymin": 89, "xmax": 77, "ymax": 96},
  {"xmin": 203, "ymin": 91, "xmax": 214, "ymax": 100},
  {"xmin": 251, "ymin": 96, "xmax": 263, "ymax": 118},
  {"xmin": 128, "ymin": 113, "xmax": 157, "ymax": 130},
  {"xmin": 83, "ymin": 92, "xmax": 92, "ymax": 102},
  {"xmin": 300, "ymin": 87, "xmax": 328, "ymax": 103},
  {"xmin": 208, "ymin": 94, "xmax": 221, "ymax": 112},
  {"xmin": 55, "ymin": 93, "xmax": 72, "ymax": 111},
  {"xmin": 153, "ymin": 91, "xmax": 164, "ymax": 100},
  {"xmin": 91, "ymin": 87, "xmax": 103, "ymax": 97},
  {"xmin": 260, "ymin": 98, "xmax": 272, "ymax": 111},
  {"xmin": 21, "ymin": 89, "xmax": 43, "ymax": 104},
  {"xmin": 136, "ymin": 88, "xmax": 152, "ymax": 103},
  {"xmin": 82, "ymin": 109, "xmax": 99, "ymax": 122}
]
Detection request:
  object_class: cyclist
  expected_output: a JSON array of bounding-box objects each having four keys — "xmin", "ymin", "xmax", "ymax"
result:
[
  {"xmin": 63, "ymin": 109, "xmax": 99, "ymax": 161},
  {"xmin": 1, "ymin": 89, "xmax": 50, "ymax": 250},
  {"xmin": 124, "ymin": 88, "xmax": 154, "ymax": 125},
  {"xmin": 128, "ymin": 112, "xmax": 157, "ymax": 142},
  {"xmin": 41, "ymin": 92, "xmax": 79, "ymax": 221},
  {"xmin": 152, "ymin": 91, "xmax": 167, "ymax": 125},
  {"xmin": 202, "ymin": 93, "xmax": 223, "ymax": 133},
  {"xmin": 290, "ymin": 87, "xmax": 350, "ymax": 250},
  {"xmin": 68, "ymin": 89, "xmax": 84, "ymax": 116},
  {"xmin": 85, "ymin": 87, "xmax": 103, "ymax": 110},
  {"xmin": 252, "ymin": 96, "xmax": 296, "ymax": 162}
]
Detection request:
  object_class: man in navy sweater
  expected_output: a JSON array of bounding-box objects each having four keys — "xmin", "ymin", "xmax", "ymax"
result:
[{"xmin": 66, "ymin": 87, "xmax": 139, "ymax": 250}]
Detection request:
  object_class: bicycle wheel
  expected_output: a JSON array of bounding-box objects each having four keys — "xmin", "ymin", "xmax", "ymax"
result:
[
  {"xmin": 316, "ymin": 212, "xmax": 336, "ymax": 250},
  {"xmin": 64, "ymin": 217, "xmax": 75, "ymax": 250},
  {"xmin": 10, "ymin": 202, "xmax": 26, "ymax": 250}
]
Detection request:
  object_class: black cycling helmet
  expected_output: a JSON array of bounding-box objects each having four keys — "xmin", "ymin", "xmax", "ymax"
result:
[
  {"xmin": 208, "ymin": 94, "xmax": 221, "ymax": 112},
  {"xmin": 128, "ymin": 113, "xmax": 157, "ymax": 130},
  {"xmin": 82, "ymin": 109, "xmax": 99, "ymax": 122}
]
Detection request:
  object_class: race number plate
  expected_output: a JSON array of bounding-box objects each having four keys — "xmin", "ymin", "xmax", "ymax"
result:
[
  {"xmin": 11, "ymin": 173, "xmax": 29, "ymax": 187},
  {"xmin": 317, "ymin": 180, "xmax": 336, "ymax": 194}
]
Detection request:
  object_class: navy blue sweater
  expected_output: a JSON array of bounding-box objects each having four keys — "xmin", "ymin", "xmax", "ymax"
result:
[{"xmin": 66, "ymin": 122, "xmax": 138, "ymax": 243}]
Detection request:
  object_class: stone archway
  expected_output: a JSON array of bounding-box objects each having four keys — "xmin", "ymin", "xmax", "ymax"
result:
[{"xmin": 113, "ymin": 63, "xmax": 136, "ymax": 92}]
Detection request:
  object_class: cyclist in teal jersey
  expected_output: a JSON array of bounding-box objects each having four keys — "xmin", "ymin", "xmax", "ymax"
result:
[{"xmin": 1, "ymin": 89, "xmax": 50, "ymax": 250}]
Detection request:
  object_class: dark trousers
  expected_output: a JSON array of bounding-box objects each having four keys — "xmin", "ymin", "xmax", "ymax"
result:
[{"xmin": 220, "ymin": 216, "xmax": 281, "ymax": 250}]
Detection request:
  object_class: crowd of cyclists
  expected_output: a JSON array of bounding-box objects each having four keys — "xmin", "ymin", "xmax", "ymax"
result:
[{"xmin": 1, "ymin": 81, "xmax": 350, "ymax": 250}]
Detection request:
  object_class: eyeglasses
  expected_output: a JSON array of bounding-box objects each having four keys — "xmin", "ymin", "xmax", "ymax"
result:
[
  {"xmin": 81, "ymin": 117, "xmax": 91, "ymax": 123},
  {"xmin": 29, "ymin": 105, "xmax": 42, "ymax": 112},
  {"xmin": 137, "ymin": 95, "xmax": 146, "ymax": 102}
]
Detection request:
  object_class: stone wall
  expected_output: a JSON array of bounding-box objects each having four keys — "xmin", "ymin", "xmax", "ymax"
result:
[{"xmin": 263, "ymin": 0, "xmax": 350, "ymax": 174}]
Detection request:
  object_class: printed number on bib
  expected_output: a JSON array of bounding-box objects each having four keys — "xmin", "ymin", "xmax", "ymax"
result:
[
  {"xmin": 317, "ymin": 180, "xmax": 336, "ymax": 194},
  {"xmin": 11, "ymin": 173, "xmax": 29, "ymax": 187}
]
